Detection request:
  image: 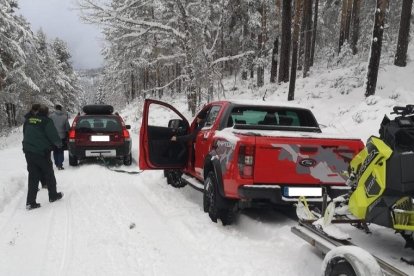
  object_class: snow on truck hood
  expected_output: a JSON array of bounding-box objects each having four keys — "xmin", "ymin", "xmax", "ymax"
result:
[{"xmin": 214, "ymin": 127, "xmax": 362, "ymax": 141}]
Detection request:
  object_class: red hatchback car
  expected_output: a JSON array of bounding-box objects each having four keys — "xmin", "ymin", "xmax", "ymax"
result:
[{"xmin": 68, "ymin": 105, "xmax": 132, "ymax": 166}]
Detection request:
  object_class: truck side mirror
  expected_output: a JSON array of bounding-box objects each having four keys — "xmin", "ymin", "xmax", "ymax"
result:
[{"xmin": 168, "ymin": 119, "xmax": 182, "ymax": 129}]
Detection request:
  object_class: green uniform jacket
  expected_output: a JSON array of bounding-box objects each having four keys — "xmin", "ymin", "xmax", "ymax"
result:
[{"xmin": 23, "ymin": 114, "xmax": 62, "ymax": 156}]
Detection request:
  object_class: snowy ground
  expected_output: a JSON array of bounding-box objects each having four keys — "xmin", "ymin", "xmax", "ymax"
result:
[{"xmin": 2, "ymin": 46, "xmax": 414, "ymax": 275}]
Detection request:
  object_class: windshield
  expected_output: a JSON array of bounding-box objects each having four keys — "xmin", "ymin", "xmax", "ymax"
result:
[{"xmin": 229, "ymin": 106, "xmax": 319, "ymax": 128}]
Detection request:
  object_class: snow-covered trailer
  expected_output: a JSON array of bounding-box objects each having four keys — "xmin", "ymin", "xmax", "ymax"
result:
[{"xmin": 291, "ymin": 222, "xmax": 410, "ymax": 276}]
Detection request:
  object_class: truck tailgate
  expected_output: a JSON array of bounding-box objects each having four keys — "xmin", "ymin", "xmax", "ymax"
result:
[{"xmin": 254, "ymin": 136, "xmax": 363, "ymax": 185}]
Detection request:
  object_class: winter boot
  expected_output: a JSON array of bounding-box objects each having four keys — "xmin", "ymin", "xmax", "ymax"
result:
[
  {"xmin": 49, "ymin": 192, "xmax": 64, "ymax": 203},
  {"xmin": 26, "ymin": 203, "xmax": 41, "ymax": 210}
]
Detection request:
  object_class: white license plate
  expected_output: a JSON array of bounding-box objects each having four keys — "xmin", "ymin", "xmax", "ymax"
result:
[
  {"xmin": 91, "ymin": 135, "xmax": 110, "ymax": 142},
  {"xmin": 287, "ymin": 187, "xmax": 322, "ymax": 197},
  {"xmin": 85, "ymin": 150, "xmax": 116, "ymax": 157}
]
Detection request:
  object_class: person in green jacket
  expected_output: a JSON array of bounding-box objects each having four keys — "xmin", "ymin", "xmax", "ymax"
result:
[{"xmin": 22, "ymin": 104, "xmax": 64, "ymax": 210}]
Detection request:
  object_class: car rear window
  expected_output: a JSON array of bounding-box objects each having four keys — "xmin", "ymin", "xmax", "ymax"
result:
[
  {"xmin": 76, "ymin": 116, "xmax": 122, "ymax": 132},
  {"xmin": 230, "ymin": 107, "xmax": 318, "ymax": 128}
]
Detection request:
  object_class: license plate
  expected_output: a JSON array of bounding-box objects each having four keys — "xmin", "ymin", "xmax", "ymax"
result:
[
  {"xmin": 85, "ymin": 150, "xmax": 116, "ymax": 157},
  {"xmin": 286, "ymin": 187, "xmax": 322, "ymax": 197},
  {"xmin": 91, "ymin": 135, "xmax": 110, "ymax": 142}
]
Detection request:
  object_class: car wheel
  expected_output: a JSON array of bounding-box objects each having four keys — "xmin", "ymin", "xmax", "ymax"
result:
[
  {"xmin": 123, "ymin": 153, "xmax": 132, "ymax": 166},
  {"xmin": 204, "ymin": 171, "xmax": 235, "ymax": 225},
  {"xmin": 165, "ymin": 170, "xmax": 186, "ymax": 188},
  {"xmin": 69, "ymin": 155, "xmax": 78, "ymax": 166}
]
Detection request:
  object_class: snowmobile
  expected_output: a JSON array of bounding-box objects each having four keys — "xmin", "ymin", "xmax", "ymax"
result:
[{"xmin": 298, "ymin": 105, "xmax": 414, "ymax": 251}]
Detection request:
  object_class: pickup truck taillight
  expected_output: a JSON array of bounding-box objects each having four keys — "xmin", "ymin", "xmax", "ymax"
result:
[
  {"xmin": 238, "ymin": 145, "xmax": 255, "ymax": 178},
  {"xmin": 68, "ymin": 129, "xmax": 76, "ymax": 142}
]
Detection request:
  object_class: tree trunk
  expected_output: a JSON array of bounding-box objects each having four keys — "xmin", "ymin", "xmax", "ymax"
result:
[
  {"xmin": 394, "ymin": 0, "xmax": 413, "ymax": 67},
  {"xmin": 270, "ymin": 38, "xmax": 279, "ymax": 83},
  {"xmin": 288, "ymin": 0, "xmax": 303, "ymax": 101},
  {"xmin": 338, "ymin": 0, "xmax": 348, "ymax": 53},
  {"xmin": 298, "ymin": 3, "xmax": 307, "ymax": 71},
  {"xmin": 130, "ymin": 71, "xmax": 135, "ymax": 100},
  {"xmin": 366, "ymin": 0, "xmax": 389, "ymax": 97},
  {"xmin": 344, "ymin": 0, "xmax": 353, "ymax": 42},
  {"xmin": 278, "ymin": 0, "xmax": 292, "ymax": 83},
  {"xmin": 303, "ymin": 0, "xmax": 312, "ymax": 78},
  {"xmin": 257, "ymin": 1, "xmax": 266, "ymax": 88},
  {"xmin": 350, "ymin": 0, "xmax": 361, "ymax": 54},
  {"xmin": 310, "ymin": 0, "xmax": 319, "ymax": 66},
  {"xmin": 175, "ymin": 63, "xmax": 182, "ymax": 93}
]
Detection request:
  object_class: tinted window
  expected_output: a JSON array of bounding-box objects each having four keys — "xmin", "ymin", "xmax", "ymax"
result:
[
  {"xmin": 76, "ymin": 116, "xmax": 122, "ymax": 132},
  {"xmin": 204, "ymin": 105, "xmax": 221, "ymax": 128},
  {"xmin": 231, "ymin": 107, "xmax": 318, "ymax": 128}
]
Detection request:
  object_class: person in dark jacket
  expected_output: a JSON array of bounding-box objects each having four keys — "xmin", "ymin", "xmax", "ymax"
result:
[
  {"xmin": 24, "ymin": 104, "xmax": 47, "ymax": 189},
  {"xmin": 49, "ymin": 104, "xmax": 70, "ymax": 170},
  {"xmin": 170, "ymin": 112, "xmax": 207, "ymax": 168},
  {"xmin": 170, "ymin": 114, "xmax": 206, "ymax": 143},
  {"xmin": 23, "ymin": 104, "xmax": 64, "ymax": 210}
]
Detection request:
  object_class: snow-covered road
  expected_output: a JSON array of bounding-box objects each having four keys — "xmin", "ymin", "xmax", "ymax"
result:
[{"xmin": 0, "ymin": 130, "xmax": 322, "ymax": 276}]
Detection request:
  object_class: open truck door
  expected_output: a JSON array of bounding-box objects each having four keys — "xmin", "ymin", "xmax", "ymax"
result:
[{"xmin": 139, "ymin": 99, "xmax": 190, "ymax": 170}]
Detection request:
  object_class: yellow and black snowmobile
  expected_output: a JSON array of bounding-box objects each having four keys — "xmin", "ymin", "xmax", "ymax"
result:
[
  {"xmin": 346, "ymin": 104, "xmax": 414, "ymax": 248},
  {"xmin": 298, "ymin": 105, "xmax": 414, "ymax": 250}
]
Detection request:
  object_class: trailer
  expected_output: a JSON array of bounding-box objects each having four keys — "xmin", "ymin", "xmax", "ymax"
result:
[{"xmin": 292, "ymin": 221, "xmax": 412, "ymax": 276}]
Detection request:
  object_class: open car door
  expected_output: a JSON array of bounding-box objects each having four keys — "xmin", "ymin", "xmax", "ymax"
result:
[{"xmin": 139, "ymin": 99, "xmax": 189, "ymax": 170}]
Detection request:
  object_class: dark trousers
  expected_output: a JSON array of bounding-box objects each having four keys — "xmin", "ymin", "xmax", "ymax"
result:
[
  {"xmin": 53, "ymin": 140, "xmax": 65, "ymax": 167},
  {"xmin": 25, "ymin": 152, "xmax": 58, "ymax": 204}
]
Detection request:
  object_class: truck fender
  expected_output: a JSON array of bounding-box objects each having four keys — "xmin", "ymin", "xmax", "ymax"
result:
[{"xmin": 204, "ymin": 152, "xmax": 226, "ymax": 198}]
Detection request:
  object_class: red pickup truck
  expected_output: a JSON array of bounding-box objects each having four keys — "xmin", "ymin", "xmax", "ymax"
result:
[{"xmin": 139, "ymin": 99, "xmax": 364, "ymax": 225}]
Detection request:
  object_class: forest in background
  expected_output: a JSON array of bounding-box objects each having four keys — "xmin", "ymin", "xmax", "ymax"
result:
[
  {"xmin": 0, "ymin": 0, "xmax": 82, "ymax": 130},
  {"xmin": 79, "ymin": 0, "xmax": 413, "ymax": 115}
]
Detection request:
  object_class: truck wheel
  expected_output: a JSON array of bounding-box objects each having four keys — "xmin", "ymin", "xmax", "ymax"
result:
[
  {"xmin": 165, "ymin": 170, "xmax": 186, "ymax": 188},
  {"xmin": 323, "ymin": 246, "xmax": 382, "ymax": 276},
  {"xmin": 204, "ymin": 171, "xmax": 235, "ymax": 225},
  {"xmin": 69, "ymin": 155, "xmax": 78, "ymax": 166},
  {"xmin": 123, "ymin": 153, "xmax": 132, "ymax": 166}
]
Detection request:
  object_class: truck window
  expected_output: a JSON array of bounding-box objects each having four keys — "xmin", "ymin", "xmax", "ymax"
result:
[
  {"xmin": 231, "ymin": 107, "xmax": 318, "ymax": 128},
  {"xmin": 204, "ymin": 105, "xmax": 221, "ymax": 128}
]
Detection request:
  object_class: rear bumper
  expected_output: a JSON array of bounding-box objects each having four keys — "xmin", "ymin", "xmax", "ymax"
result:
[
  {"xmin": 238, "ymin": 184, "xmax": 350, "ymax": 205},
  {"xmin": 68, "ymin": 141, "xmax": 131, "ymax": 159}
]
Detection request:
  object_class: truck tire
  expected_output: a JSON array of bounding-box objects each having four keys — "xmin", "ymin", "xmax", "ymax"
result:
[
  {"xmin": 323, "ymin": 246, "xmax": 382, "ymax": 276},
  {"xmin": 69, "ymin": 155, "xmax": 78, "ymax": 166},
  {"xmin": 204, "ymin": 171, "xmax": 235, "ymax": 226},
  {"xmin": 165, "ymin": 170, "xmax": 186, "ymax": 188}
]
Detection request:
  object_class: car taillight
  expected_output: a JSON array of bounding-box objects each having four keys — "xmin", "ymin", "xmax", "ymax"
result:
[
  {"xmin": 238, "ymin": 144, "xmax": 255, "ymax": 178},
  {"xmin": 123, "ymin": 129, "xmax": 131, "ymax": 141},
  {"xmin": 68, "ymin": 129, "xmax": 76, "ymax": 142}
]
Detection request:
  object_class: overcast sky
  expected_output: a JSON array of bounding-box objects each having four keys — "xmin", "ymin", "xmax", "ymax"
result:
[{"xmin": 18, "ymin": 0, "xmax": 104, "ymax": 69}]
